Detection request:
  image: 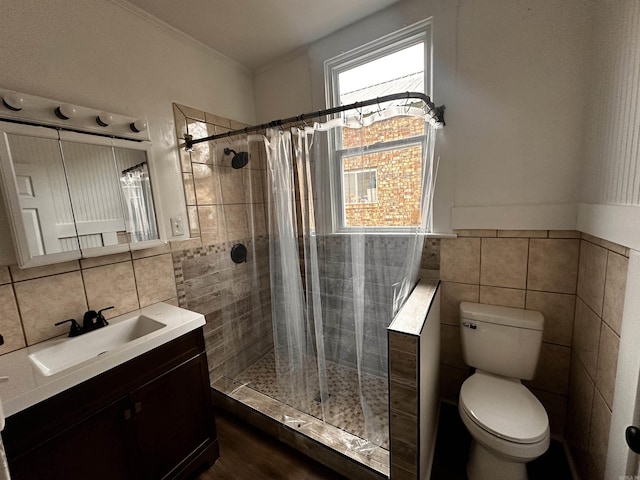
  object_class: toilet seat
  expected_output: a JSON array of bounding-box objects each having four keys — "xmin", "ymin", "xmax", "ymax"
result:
[{"xmin": 460, "ymin": 371, "xmax": 548, "ymax": 444}]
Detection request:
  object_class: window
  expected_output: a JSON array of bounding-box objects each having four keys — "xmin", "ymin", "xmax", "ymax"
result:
[
  {"xmin": 344, "ymin": 169, "xmax": 377, "ymax": 205},
  {"xmin": 325, "ymin": 19, "xmax": 432, "ymax": 230}
]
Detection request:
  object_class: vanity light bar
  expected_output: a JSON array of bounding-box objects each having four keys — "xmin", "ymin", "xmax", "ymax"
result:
[{"xmin": 0, "ymin": 88, "xmax": 150, "ymax": 141}]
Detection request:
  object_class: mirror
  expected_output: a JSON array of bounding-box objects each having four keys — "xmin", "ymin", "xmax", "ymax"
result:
[
  {"xmin": 114, "ymin": 145, "xmax": 158, "ymax": 244},
  {"xmin": 0, "ymin": 121, "xmax": 163, "ymax": 268}
]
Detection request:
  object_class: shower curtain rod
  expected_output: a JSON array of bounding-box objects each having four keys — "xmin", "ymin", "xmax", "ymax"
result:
[{"xmin": 183, "ymin": 91, "xmax": 444, "ymax": 150}]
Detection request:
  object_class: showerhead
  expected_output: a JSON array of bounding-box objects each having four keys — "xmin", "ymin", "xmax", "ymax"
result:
[{"xmin": 223, "ymin": 148, "xmax": 249, "ymax": 169}]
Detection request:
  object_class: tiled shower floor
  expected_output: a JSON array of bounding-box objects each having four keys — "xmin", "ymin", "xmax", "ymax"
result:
[{"xmin": 234, "ymin": 350, "xmax": 389, "ymax": 449}]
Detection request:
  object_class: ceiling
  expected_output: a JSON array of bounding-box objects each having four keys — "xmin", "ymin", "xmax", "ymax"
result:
[{"xmin": 126, "ymin": 0, "xmax": 402, "ymax": 70}]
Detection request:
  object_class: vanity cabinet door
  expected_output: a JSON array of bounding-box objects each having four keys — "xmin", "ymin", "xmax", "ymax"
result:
[
  {"xmin": 3, "ymin": 330, "xmax": 217, "ymax": 480},
  {"xmin": 130, "ymin": 353, "xmax": 216, "ymax": 480},
  {"xmin": 9, "ymin": 396, "xmax": 137, "ymax": 480}
]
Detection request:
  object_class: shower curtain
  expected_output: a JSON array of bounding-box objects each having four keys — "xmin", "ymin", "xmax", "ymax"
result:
[
  {"xmin": 263, "ymin": 104, "xmax": 438, "ymax": 451},
  {"xmin": 119, "ymin": 164, "xmax": 158, "ymax": 242}
]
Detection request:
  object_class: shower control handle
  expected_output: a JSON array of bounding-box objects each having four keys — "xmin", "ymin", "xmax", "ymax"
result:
[
  {"xmin": 462, "ymin": 322, "xmax": 477, "ymax": 330},
  {"xmin": 626, "ymin": 425, "xmax": 640, "ymax": 454}
]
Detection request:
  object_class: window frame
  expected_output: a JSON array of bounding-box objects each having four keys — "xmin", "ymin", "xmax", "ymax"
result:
[
  {"xmin": 343, "ymin": 167, "xmax": 378, "ymax": 205},
  {"xmin": 323, "ymin": 19, "xmax": 433, "ymax": 233}
]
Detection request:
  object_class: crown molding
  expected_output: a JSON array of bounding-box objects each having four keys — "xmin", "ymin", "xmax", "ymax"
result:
[
  {"xmin": 108, "ymin": 0, "xmax": 252, "ymax": 75},
  {"xmin": 253, "ymin": 46, "xmax": 310, "ymax": 76}
]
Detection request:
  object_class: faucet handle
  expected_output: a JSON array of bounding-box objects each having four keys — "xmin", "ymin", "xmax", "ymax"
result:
[
  {"xmin": 55, "ymin": 318, "xmax": 83, "ymax": 337},
  {"xmin": 82, "ymin": 310, "xmax": 98, "ymax": 330},
  {"xmin": 96, "ymin": 306, "xmax": 114, "ymax": 327}
]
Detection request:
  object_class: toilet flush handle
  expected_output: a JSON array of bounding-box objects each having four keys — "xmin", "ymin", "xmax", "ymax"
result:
[{"xmin": 462, "ymin": 322, "xmax": 477, "ymax": 330}]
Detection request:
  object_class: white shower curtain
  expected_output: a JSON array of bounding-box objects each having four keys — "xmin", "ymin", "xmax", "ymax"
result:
[
  {"xmin": 119, "ymin": 164, "xmax": 158, "ymax": 242},
  {"xmin": 265, "ymin": 106, "xmax": 438, "ymax": 451}
]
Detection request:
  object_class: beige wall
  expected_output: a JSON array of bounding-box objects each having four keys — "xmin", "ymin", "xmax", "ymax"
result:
[
  {"xmin": 566, "ymin": 235, "xmax": 628, "ymax": 480},
  {"xmin": 439, "ymin": 229, "xmax": 580, "ymax": 436},
  {"xmin": 0, "ymin": 249, "xmax": 178, "ymax": 354},
  {"xmin": 439, "ymin": 229, "xmax": 628, "ymax": 479}
]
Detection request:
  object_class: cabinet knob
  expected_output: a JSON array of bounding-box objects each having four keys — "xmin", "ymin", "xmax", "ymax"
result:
[
  {"xmin": 123, "ymin": 408, "xmax": 132, "ymax": 421},
  {"xmin": 134, "ymin": 401, "xmax": 142, "ymax": 414}
]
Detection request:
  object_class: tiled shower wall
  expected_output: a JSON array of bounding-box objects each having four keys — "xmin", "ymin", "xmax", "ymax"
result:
[
  {"xmin": 173, "ymin": 238, "xmax": 272, "ymax": 382},
  {"xmin": 314, "ymin": 235, "xmax": 439, "ymax": 377},
  {"xmin": 172, "ymin": 104, "xmax": 273, "ymax": 384}
]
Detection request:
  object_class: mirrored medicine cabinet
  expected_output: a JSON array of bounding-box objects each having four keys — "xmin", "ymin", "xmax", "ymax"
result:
[{"xmin": 0, "ymin": 121, "xmax": 165, "ymax": 268}]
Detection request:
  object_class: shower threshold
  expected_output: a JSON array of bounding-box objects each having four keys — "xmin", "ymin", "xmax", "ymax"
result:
[{"xmin": 211, "ymin": 378, "xmax": 389, "ymax": 480}]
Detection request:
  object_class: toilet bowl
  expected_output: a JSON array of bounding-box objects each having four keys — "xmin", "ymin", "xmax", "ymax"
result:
[
  {"xmin": 458, "ymin": 302, "xmax": 550, "ymax": 480},
  {"xmin": 459, "ymin": 371, "xmax": 550, "ymax": 480}
]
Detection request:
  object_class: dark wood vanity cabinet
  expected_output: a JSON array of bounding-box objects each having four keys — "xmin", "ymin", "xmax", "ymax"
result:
[{"xmin": 2, "ymin": 328, "xmax": 219, "ymax": 480}]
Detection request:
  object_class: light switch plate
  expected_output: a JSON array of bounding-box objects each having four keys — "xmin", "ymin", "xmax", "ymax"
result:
[{"xmin": 171, "ymin": 217, "xmax": 185, "ymax": 236}]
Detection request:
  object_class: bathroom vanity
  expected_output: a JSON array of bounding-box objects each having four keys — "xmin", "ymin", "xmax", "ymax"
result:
[{"xmin": 0, "ymin": 304, "xmax": 218, "ymax": 480}]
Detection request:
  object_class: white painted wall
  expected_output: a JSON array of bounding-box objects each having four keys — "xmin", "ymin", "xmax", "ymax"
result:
[
  {"xmin": 252, "ymin": 0, "xmax": 593, "ymax": 232},
  {"xmin": 453, "ymin": 0, "xmax": 590, "ymax": 210},
  {"xmin": 253, "ymin": 51, "xmax": 313, "ymax": 123},
  {"xmin": 578, "ymin": 0, "xmax": 640, "ymax": 252},
  {"xmin": 0, "ymin": 0, "xmax": 256, "ymax": 264},
  {"xmin": 577, "ymin": 2, "xmax": 640, "ymax": 476},
  {"xmin": 581, "ymin": 1, "xmax": 640, "ymax": 207}
]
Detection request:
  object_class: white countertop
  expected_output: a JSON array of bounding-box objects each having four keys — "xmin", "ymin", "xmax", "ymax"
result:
[{"xmin": 0, "ymin": 303, "xmax": 204, "ymax": 418}]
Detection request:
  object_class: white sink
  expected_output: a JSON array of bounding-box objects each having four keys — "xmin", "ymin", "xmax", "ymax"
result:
[
  {"xmin": 0, "ymin": 303, "xmax": 205, "ymax": 417},
  {"xmin": 28, "ymin": 315, "xmax": 166, "ymax": 377}
]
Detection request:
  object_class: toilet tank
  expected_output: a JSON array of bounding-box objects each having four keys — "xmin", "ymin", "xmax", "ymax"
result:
[{"xmin": 459, "ymin": 302, "xmax": 544, "ymax": 380}]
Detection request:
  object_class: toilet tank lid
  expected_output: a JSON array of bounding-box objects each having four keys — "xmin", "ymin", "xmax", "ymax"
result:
[{"xmin": 459, "ymin": 302, "xmax": 544, "ymax": 330}]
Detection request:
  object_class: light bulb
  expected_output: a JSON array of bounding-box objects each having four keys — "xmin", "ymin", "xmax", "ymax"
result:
[
  {"xmin": 55, "ymin": 104, "xmax": 77, "ymax": 120},
  {"xmin": 96, "ymin": 112, "xmax": 113, "ymax": 127},
  {"xmin": 2, "ymin": 93, "xmax": 24, "ymax": 111},
  {"xmin": 129, "ymin": 120, "xmax": 147, "ymax": 133}
]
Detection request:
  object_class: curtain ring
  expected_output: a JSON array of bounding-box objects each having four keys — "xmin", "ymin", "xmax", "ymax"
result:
[{"xmin": 403, "ymin": 95, "xmax": 411, "ymax": 113}]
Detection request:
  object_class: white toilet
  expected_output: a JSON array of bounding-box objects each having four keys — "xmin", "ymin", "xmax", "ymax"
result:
[{"xmin": 458, "ymin": 302, "xmax": 550, "ymax": 480}]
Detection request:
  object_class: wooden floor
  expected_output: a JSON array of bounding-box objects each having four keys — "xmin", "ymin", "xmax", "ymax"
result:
[
  {"xmin": 195, "ymin": 409, "xmax": 348, "ymax": 480},
  {"xmin": 196, "ymin": 403, "xmax": 573, "ymax": 480}
]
